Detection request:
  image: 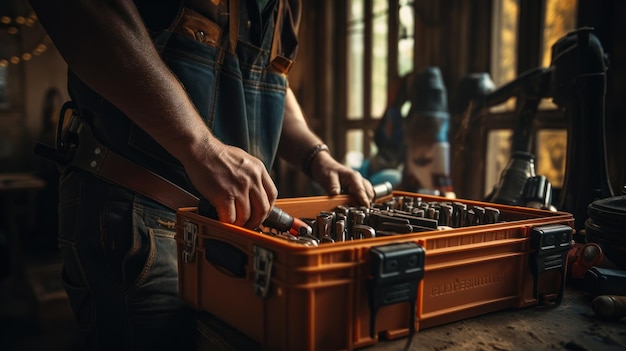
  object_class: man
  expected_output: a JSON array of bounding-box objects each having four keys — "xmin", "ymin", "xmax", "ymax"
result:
[{"xmin": 29, "ymin": 0, "xmax": 374, "ymax": 349}]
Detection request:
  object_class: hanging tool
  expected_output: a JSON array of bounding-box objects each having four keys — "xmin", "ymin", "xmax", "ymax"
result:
[
  {"xmin": 551, "ymin": 27, "xmax": 614, "ymax": 230},
  {"xmin": 402, "ymin": 67, "xmax": 455, "ymax": 196}
]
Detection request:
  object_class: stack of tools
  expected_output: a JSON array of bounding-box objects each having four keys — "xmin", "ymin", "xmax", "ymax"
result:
[
  {"xmin": 584, "ymin": 195, "xmax": 626, "ymax": 270},
  {"xmin": 585, "ymin": 194, "xmax": 626, "ymax": 322},
  {"xmin": 566, "ymin": 192, "xmax": 626, "ymax": 322},
  {"xmin": 258, "ymin": 194, "xmax": 501, "ymax": 246},
  {"xmin": 584, "ymin": 265, "xmax": 626, "ymax": 321}
]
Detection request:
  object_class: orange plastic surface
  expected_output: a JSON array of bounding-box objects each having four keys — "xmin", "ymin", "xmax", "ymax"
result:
[{"xmin": 175, "ymin": 192, "xmax": 574, "ymax": 351}]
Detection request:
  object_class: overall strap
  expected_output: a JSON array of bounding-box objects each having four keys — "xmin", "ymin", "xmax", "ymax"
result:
[
  {"xmin": 228, "ymin": 0, "xmax": 239, "ymax": 54},
  {"xmin": 270, "ymin": 0, "xmax": 283, "ymax": 62},
  {"xmin": 268, "ymin": 0, "xmax": 293, "ymax": 74},
  {"xmin": 228, "ymin": 0, "xmax": 284, "ymax": 60}
]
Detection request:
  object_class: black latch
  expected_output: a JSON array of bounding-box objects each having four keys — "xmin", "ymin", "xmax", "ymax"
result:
[
  {"xmin": 529, "ymin": 224, "xmax": 572, "ymax": 305},
  {"xmin": 367, "ymin": 242, "xmax": 425, "ymax": 339},
  {"xmin": 583, "ymin": 267, "xmax": 626, "ymax": 298}
]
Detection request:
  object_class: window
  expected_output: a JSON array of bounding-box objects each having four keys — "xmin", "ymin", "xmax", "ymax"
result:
[
  {"xmin": 340, "ymin": 0, "xmax": 578, "ymax": 199},
  {"xmin": 398, "ymin": 0, "xmax": 414, "ymax": 76},
  {"xmin": 484, "ymin": 0, "xmax": 577, "ymax": 196},
  {"xmin": 345, "ymin": 0, "xmax": 392, "ymax": 166},
  {"xmin": 491, "ymin": 0, "xmax": 519, "ymax": 97}
]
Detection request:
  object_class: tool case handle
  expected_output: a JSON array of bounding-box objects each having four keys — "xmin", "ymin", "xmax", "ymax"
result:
[{"xmin": 204, "ymin": 238, "xmax": 248, "ymax": 278}]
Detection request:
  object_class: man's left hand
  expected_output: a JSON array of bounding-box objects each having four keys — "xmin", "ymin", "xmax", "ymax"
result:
[{"xmin": 308, "ymin": 150, "xmax": 375, "ymax": 206}]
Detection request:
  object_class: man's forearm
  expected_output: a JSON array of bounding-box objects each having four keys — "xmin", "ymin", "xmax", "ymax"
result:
[
  {"xmin": 278, "ymin": 87, "xmax": 326, "ymax": 168},
  {"xmin": 279, "ymin": 87, "xmax": 374, "ymax": 204},
  {"xmin": 29, "ymin": 0, "xmax": 218, "ymax": 163}
]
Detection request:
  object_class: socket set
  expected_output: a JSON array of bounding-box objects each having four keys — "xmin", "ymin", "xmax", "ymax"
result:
[{"xmin": 259, "ymin": 195, "xmax": 505, "ymax": 246}]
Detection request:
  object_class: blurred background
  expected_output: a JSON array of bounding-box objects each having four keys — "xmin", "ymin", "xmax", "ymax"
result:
[{"xmin": 0, "ymin": 0, "xmax": 625, "ymax": 349}]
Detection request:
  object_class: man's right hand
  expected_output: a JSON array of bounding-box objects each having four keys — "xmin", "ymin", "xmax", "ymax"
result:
[{"xmin": 183, "ymin": 142, "xmax": 278, "ymax": 230}]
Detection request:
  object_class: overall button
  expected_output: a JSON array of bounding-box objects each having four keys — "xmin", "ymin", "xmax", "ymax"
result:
[{"xmin": 195, "ymin": 30, "xmax": 205, "ymax": 42}]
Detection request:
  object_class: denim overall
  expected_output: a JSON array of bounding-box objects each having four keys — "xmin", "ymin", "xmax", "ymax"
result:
[{"xmin": 57, "ymin": 1, "xmax": 288, "ymax": 348}]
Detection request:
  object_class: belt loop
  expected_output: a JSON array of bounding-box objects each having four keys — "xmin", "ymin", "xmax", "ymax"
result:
[{"xmin": 228, "ymin": 0, "xmax": 239, "ymax": 55}]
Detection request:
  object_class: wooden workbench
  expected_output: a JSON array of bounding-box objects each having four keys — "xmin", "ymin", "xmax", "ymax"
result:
[{"xmin": 196, "ymin": 285, "xmax": 626, "ymax": 350}]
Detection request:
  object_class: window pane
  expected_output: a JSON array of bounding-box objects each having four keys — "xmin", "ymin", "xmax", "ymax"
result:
[
  {"xmin": 398, "ymin": 0, "xmax": 414, "ymax": 76},
  {"xmin": 542, "ymin": 0, "xmax": 578, "ymax": 68},
  {"xmin": 536, "ymin": 129, "xmax": 567, "ymax": 188},
  {"xmin": 371, "ymin": 0, "xmax": 388, "ymax": 119},
  {"xmin": 490, "ymin": 0, "xmax": 519, "ymax": 112},
  {"xmin": 540, "ymin": 0, "xmax": 577, "ymax": 110},
  {"xmin": 345, "ymin": 129, "xmax": 364, "ymax": 168},
  {"xmin": 347, "ymin": 0, "xmax": 364, "ymax": 120},
  {"xmin": 485, "ymin": 129, "xmax": 513, "ymax": 196},
  {"xmin": 491, "ymin": 0, "xmax": 519, "ymax": 87}
]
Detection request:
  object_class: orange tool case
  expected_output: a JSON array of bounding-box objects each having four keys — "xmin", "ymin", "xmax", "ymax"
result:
[{"xmin": 175, "ymin": 191, "xmax": 574, "ymax": 350}]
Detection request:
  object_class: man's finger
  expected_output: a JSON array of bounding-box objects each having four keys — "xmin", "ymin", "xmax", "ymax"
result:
[
  {"xmin": 244, "ymin": 192, "xmax": 271, "ymax": 229},
  {"xmin": 216, "ymin": 198, "xmax": 237, "ymax": 225},
  {"xmin": 354, "ymin": 185, "xmax": 371, "ymax": 207},
  {"xmin": 233, "ymin": 197, "xmax": 252, "ymax": 228},
  {"xmin": 364, "ymin": 178, "xmax": 375, "ymax": 200},
  {"xmin": 326, "ymin": 172, "xmax": 341, "ymax": 196}
]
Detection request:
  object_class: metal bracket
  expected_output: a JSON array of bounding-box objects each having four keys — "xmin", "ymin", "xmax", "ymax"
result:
[
  {"xmin": 253, "ymin": 245, "xmax": 274, "ymax": 298},
  {"xmin": 183, "ymin": 220, "xmax": 198, "ymax": 263}
]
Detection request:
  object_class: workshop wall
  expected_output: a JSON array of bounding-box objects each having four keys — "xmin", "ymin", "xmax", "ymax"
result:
[{"xmin": 0, "ymin": 0, "xmax": 68, "ymax": 173}]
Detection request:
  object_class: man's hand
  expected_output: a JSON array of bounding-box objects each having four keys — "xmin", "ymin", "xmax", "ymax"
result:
[
  {"xmin": 182, "ymin": 141, "xmax": 277, "ymax": 229},
  {"xmin": 277, "ymin": 88, "xmax": 374, "ymax": 206},
  {"xmin": 308, "ymin": 149, "xmax": 375, "ymax": 206}
]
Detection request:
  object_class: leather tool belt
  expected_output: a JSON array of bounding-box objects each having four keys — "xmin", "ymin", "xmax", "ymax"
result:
[
  {"xmin": 70, "ymin": 123, "xmax": 199, "ymax": 210},
  {"xmin": 34, "ymin": 102, "xmax": 199, "ymax": 211}
]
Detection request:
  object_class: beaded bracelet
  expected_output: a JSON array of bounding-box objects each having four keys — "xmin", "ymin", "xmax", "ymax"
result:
[{"xmin": 302, "ymin": 143, "xmax": 330, "ymax": 177}]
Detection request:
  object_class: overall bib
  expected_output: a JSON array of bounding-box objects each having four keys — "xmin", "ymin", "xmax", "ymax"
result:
[{"xmin": 56, "ymin": 1, "xmax": 289, "ymax": 348}]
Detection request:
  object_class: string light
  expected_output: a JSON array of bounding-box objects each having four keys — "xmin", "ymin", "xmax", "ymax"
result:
[
  {"xmin": 0, "ymin": 12, "xmax": 37, "ymax": 35},
  {"xmin": 0, "ymin": 36, "xmax": 49, "ymax": 67},
  {"xmin": 0, "ymin": 12, "xmax": 48, "ymax": 67}
]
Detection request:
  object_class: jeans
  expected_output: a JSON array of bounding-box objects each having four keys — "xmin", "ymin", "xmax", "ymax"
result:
[{"xmin": 58, "ymin": 169, "xmax": 196, "ymax": 350}]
